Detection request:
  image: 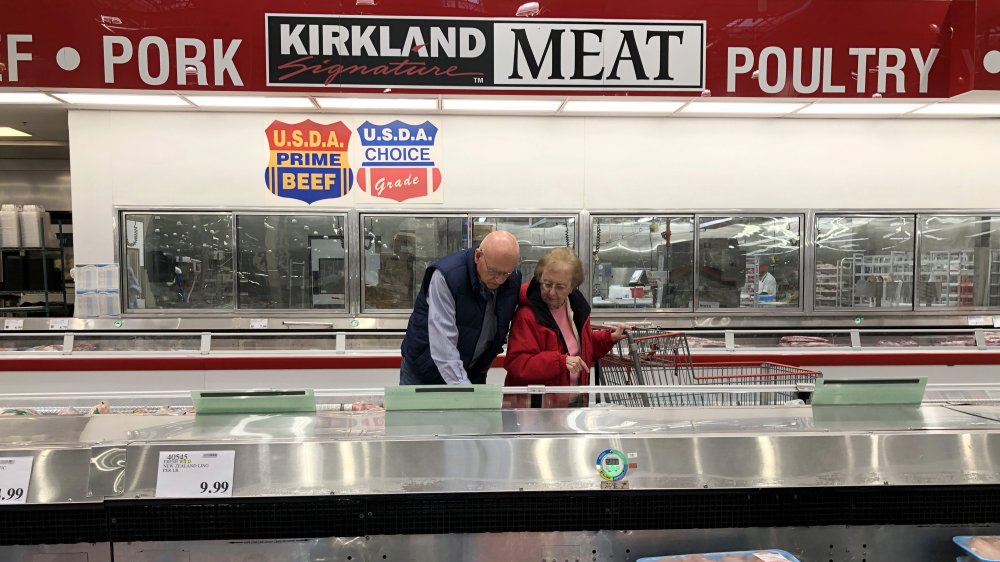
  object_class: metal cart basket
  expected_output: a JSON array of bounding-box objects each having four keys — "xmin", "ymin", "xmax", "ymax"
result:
[{"xmin": 595, "ymin": 328, "xmax": 820, "ymax": 407}]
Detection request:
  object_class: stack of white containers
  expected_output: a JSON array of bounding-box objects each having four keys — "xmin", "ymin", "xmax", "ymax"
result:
[
  {"xmin": 72, "ymin": 264, "xmax": 121, "ymax": 318},
  {"xmin": 19, "ymin": 204, "xmax": 44, "ymax": 247},
  {"xmin": 0, "ymin": 204, "xmax": 20, "ymax": 247}
]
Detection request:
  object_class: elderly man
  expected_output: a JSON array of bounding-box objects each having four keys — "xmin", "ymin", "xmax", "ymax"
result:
[{"xmin": 400, "ymin": 230, "xmax": 522, "ymax": 385}]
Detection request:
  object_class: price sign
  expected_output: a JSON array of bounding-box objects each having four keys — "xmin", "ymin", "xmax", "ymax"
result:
[
  {"xmin": 249, "ymin": 318, "xmax": 268, "ymax": 329},
  {"xmin": 48, "ymin": 318, "xmax": 69, "ymax": 330},
  {"xmin": 0, "ymin": 457, "xmax": 33, "ymax": 505},
  {"xmin": 3, "ymin": 319, "xmax": 24, "ymax": 331},
  {"xmin": 155, "ymin": 451, "xmax": 235, "ymax": 498}
]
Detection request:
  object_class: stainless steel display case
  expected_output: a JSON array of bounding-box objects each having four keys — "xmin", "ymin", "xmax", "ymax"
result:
[{"xmin": 4, "ymin": 389, "xmax": 1000, "ymax": 561}]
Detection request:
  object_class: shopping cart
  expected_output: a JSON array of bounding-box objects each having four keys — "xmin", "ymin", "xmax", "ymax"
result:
[{"xmin": 595, "ymin": 328, "xmax": 820, "ymax": 407}]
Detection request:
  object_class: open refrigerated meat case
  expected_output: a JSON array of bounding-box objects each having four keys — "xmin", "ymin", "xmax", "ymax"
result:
[
  {"xmin": 4, "ymin": 387, "xmax": 1000, "ymax": 561},
  {"xmin": 3, "ymin": 325, "xmax": 1000, "ymax": 394}
]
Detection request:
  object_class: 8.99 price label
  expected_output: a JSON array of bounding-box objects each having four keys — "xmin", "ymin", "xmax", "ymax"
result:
[
  {"xmin": 155, "ymin": 451, "xmax": 235, "ymax": 498},
  {"xmin": 0, "ymin": 457, "xmax": 33, "ymax": 505}
]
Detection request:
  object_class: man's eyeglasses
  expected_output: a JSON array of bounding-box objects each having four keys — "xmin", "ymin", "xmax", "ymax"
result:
[
  {"xmin": 480, "ymin": 252, "xmax": 516, "ymax": 280},
  {"xmin": 540, "ymin": 280, "xmax": 570, "ymax": 292}
]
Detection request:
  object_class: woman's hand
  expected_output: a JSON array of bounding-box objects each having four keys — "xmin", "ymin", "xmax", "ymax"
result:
[
  {"xmin": 565, "ymin": 355, "xmax": 588, "ymax": 374},
  {"xmin": 608, "ymin": 324, "xmax": 627, "ymax": 342}
]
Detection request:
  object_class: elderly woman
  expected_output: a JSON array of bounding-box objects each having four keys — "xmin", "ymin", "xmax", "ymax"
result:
[{"xmin": 504, "ymin": 247, "xmax": 626, "ymax": 407}]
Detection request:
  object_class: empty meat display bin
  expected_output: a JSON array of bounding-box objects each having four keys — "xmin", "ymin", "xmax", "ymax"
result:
[{"xmin": 637, "ymin": 549, "xmax": 802, "ymax": 561}]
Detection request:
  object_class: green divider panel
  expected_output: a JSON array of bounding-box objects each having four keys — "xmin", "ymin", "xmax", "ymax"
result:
[
  {"xmin": 191, "ymin": 389, "xmax": 316, "ymax": 414},
  {"xmin": 811, "ymin": 377, "xmax": 927, "ymax": 406},
  {"xmin": 385, "ymin": 384, "xmax": 502, "ymax": 411}
]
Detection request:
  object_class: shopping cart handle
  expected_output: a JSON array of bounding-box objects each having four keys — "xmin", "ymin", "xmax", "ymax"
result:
[{"xmin": 592, "ymin": 322, "xmax": 651, "ymax": 330}]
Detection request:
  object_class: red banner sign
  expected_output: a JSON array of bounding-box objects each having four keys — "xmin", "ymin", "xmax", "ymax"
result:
[{"xmin": 0, "ymin": 0, "xmax": 992, "ymax": 98}]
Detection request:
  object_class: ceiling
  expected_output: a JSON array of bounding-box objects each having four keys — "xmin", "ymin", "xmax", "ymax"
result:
[
  {"xmin": 4, "ymin": 88, "xmax": 1000, "ymax": 162},
  {"xmin": 0, "ymin": 104, "xmax": 70, "ymax": 160}
]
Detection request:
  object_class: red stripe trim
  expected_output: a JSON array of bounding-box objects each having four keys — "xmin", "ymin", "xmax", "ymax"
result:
[
  {"xmin": 2, "ymin": 352, "xmax": 1000, "ymax": 372},
  {"xmin": 688, "ymin": 353, "xmax": 1000, "ymax": 367},
  {"xmin": 0, "ymin": 356, "xmax": 404, "ymax": 372}
]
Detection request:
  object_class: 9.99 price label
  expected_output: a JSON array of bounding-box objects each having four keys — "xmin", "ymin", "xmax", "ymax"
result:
[
  {"xmin": 155, "ymin": 451, "xmax": 235, "ymax": 498},
  {"xmin": 200, "ymin": 481, "xmax": 230, "ymax": 494},
  {"xmin": 0, "ymin": 457, "xmax": 33, "ymax": 505}
]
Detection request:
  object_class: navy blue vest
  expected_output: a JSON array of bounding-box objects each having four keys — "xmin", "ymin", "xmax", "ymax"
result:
[{"xmin": 401, "ymin": 248, "xmax": 521, "ymax": 384}]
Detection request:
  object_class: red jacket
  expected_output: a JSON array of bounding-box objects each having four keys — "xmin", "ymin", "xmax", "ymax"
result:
[{"xmin": 503, "ymin": 279, "xmax": 616, "ymax": 407}]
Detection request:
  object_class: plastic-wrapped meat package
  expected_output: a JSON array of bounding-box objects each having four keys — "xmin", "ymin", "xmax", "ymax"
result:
[
  {"xmin": 1, "ymin": 408, "xmax": 40, "ymax": 416},
  {"xmin": 955, "ymin": 535, "xmax": 1000, "ymax": 561},
  {"xmin": 637, "ymin": 550, "xmax": 800, "ymax": 562},
  {"xmin": 351, "ymin": 402, "xmax": 385, "ymax": 411},
  {"xmin": 58, "ymin": 406, "xmax": 80, "ymax": 416},
  {"xmin": 72, "ymin": 342, "xmax": 98, "ymax": 352},
  {"xmin": 28, "ymin": 344, "xmax": 63, "ymax": 352},
  {"xmin": 778, "ymin": 335, "xmax": 834, "ymax": 347},
  {"xmin": 685, "ymin": 336, "xmax": 727, "ymax": 348},
  {"xmin": 933, "ymin": 336, "xmax": 975, "ymax": 347},
  {"xmin": 877, "ymin": 339, "xmax": 919, "ymax": 347},
  {"xmin": 88, "ymin": 401, "xmax": 111, "ymax": 415},
  {"xmin": 969, "ymin": 536, "xmax": 1000, "ymax": 560}
]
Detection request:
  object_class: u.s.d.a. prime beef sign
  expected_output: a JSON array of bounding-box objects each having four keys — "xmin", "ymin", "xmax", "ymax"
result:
[{"xmin": 265, "ymin": 15, "xmax": 705, "ymax": 90}]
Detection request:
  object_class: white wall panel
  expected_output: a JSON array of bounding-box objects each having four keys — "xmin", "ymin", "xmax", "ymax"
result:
[
  {"xmin": 584, "ymin": 117, "xmax": 1000, "ymax": 209},
  {"xmin": 434, "ymin": 115, "xmax": 587, "ymax": 209},
  {"xmin": 69, "ymin": 111, "xmax": 117, "ymax": 263},
  {"xmin": 70, "ymin": 109, "xmax": 1000, "ymax": 264}
]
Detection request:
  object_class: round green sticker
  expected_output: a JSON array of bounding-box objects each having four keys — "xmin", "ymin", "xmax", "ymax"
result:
[{"xmin": 596, "ymin": 448, "xmax": 628, "ymax": 481}]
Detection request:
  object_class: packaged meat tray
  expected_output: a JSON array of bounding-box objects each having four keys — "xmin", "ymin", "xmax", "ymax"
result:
[
  {"xmin": 955, "ymin": 536, "xmax": 1000, "ymax": 561},
  {"xmin": 637, "ymin": 549, "xmax": 801, "ymax": 562}
]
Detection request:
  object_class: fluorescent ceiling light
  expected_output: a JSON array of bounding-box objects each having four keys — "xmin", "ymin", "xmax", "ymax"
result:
[
  {"xmin": 442, "ymin": 98, "xmax": 562, "ymax": 112},
  {"xmin": 0, "ymin": 127, "xmax": 31, "ymax": 137},
  {"xmin": 0, "ymin": 93, "xmax": 59, "ymax": 104},
  {"xmin": 52, "ymin": 93, "xmax": 187, "ymax": 106},
  {"xmin": 680, "ymin": 101, "xmax": 806, "ymax": 115},
  {"xmin": 316, "ymin": 97, "xmax": 438, "ymax": 110},
  {"xmin": 0, "ymin": 140, "xmax": 65, "ymax": 146},
  {"xmin": 797, "ymin": 103, "xmax": 925, "ymax": 116},
  {"xmin": 563, "ymin": 100, "xmax": 684, "ymax": 113},
  {"xmin": 911, "ymin": 103, "xmax": 1000, "ymax": 116},
  {"xmin": 186, "ymin": 96, "xmax": 314, "ymax": 108}
]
